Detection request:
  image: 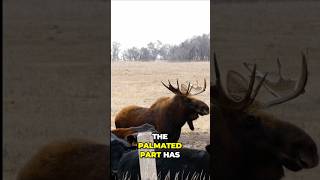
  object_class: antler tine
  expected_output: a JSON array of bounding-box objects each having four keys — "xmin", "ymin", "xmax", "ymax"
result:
[
  {"xmin": 276, "ymin": 57, "xmax": 283, "ymax": 79},
  {"xmin": 187, "ymin": 82, "xmax": 191, "ymax": 92},
  {"xmin": 191, "ymin": 78, "xmax": 206, "ymax": 96},
  {"xmin": 261, "ymin": 53, "xmax": 308, "ymax": 108},
  {"xmin": 176, "ymin": 79, "xmax": 180, "ymax": 91},
  {"xmin": 246, "ymin": 72, "xmax": 268, "ymax": 107},
  {"xmin": 239, "ymin": 64, "xmax": 256, "ymax": 107},
  {"xmin": 213, "ymin": 53, "xmax": 260, "ymax": 110},
  {"xmin": 213, "ymin": 53, "xmax": 245, "ymax": 106},
  {"xmin": 168, "ymin": 80, "xmax": 175, "ymax": 91},
  {"xmin": 243, "ymin": 62, "xmax": 265, "ymax": 78},
  {"xmin": 214, "ymin": 52, "xmax": 222, "ymax": 86},
  {"xmin": 162, "ymin": 79, "xmax": 182, "ymax": 95},
  {"xmin": 243, "ymin": 61, "xmax": 281, "ymax": 98},
  {"xmin": 252, "ymin": 72, "xmax": 268, "ymax": 99},
  {"xmin": 188, "ymin": 84, "xmax": 194, "ymax": 94},
  {"xmin": 182, "ymin": 81, "xmax": 194, "ymax": 95},
  {"xmin": 162, "ymin": 81, "xmax": 170, "ymax": 89}
]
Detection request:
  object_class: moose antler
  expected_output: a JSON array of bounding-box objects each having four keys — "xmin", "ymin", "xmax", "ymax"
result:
[
  {"xmin": 162, "ymin": 79, "xmax": 193, "ymax": 96},
  {"xmin": 259, "ymin": 53, "xmax": 308, "ymax": 108},
  {"xmin": 163, "ymin": 79, "xmax": 206, "ymax": 96},
  {"xmin": 242, "ymin": 53, "xmax": 308, "ymax": 108},
  {"xmin": 181, "ymin": 79, "xmax": 207, "ymax": 96},
  {"xmin": 162, "ymin": 79, "xmax": 182, "ymax": 95},
  {"xmin": 190, "ymin": 79, "xmax": 207, "ymax": 96},
  {"xmin": 243, "ymin": 58, "xmax": 296, "ymax": 98},
  {"xmin": 213, "ymin": 52, "xmax": 267, "ymax": 110}
]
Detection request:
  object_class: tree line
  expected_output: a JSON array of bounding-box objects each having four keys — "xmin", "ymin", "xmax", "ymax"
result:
[{"xmin": 112, "ymin": 34, "xmax": 209, "ymax": 61}]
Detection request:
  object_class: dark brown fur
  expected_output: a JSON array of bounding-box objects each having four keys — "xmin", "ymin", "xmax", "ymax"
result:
[
  {"xmin": 17, "ymin": 139, "xmax": 109, "ymax": 180},
  {"xmin": 17, "ymin": 133, "xmax": 136, "ymax": 180},
  {"xmin": 115, "ymin": 93, "xmax": 209, "ymax": 142}
]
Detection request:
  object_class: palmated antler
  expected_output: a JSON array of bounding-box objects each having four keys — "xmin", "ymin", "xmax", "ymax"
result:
[
  {"xmin": 191, "ymin": 79, "xmax": 207, "ymax": 96},
  {"xmin": 243, "ymin": 58, "xmax": 296, "ymax": 97},
  {"xmin": 243, "ymin": 53, "xmax": 308, "ymax": 108},
  {"xmin": 213, "ymin": 52, "xmax": 267, "ymax": 110},
  {"xmin": 181, "ymin": 79, "xmax": 207, "ymax": 96},
  {"xmin": 163, "ymin": 78, "xmax": 206, "ymax": 96},
  {"xmin": 259, "ymin": 53, "xmax": 308, "ymax": 108},
  {"xmin": 162, "ymin": 79, "xmax": 193, "ymax": 96}
]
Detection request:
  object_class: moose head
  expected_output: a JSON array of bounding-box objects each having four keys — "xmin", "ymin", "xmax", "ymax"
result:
[
  {"xmin": 161, "ymin": 79, "xmax": 209, "ymax": 131},
  {"xmin": 208, "ymin": 52, "xmax": 318, "ymax": 180}
]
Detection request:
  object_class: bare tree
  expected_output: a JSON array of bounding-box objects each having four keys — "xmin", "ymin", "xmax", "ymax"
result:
[
  {"xmin": 111, "ymin": 41, "xmax": 121, "ymax": 61},
  {"xmin": 118, "ymin": 33, "xmax": 210, "ymax": 62}
]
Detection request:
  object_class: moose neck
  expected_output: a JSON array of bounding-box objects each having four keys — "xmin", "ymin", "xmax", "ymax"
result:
[
  {"xmin": 212, "ymin": 107, "xmax": 242, "ymax": 175},
  {"xmin": 147, "ymin": 96, "xmax": 186, "ymax": 142},
  {"xmin": 167, "ymin": 95, "xmax": 191, "ymax": 128},
  {"xmin": 211, "ymin": 107, "xmax": 286, "ymax": 180}
]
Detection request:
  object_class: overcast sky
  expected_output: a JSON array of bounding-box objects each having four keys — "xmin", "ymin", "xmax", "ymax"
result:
[{"xmin": 111, "ymin": 0, "xmax": 210, "ymax": 49}]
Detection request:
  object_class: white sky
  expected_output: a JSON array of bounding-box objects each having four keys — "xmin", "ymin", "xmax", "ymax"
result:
[{"xmin": 111, "ymin": 0, "xmax": 210, "ymax": 50}]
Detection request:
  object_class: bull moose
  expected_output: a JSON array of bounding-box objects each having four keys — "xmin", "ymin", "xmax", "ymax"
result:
[
  {"xmin": 115, "ymin": 80, "xmax": 209, "ymax": 142},
  {"xmin": 208, "ymin": 52, "xmax": 319, "ymax": 180}
]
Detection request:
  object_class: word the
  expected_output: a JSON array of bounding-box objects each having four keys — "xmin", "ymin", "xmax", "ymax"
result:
[{"xmin": 152, "ymin": 133, "xmax": 168, "ymax": 140}]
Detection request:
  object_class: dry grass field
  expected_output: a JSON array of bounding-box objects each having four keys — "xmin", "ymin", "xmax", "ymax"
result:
[
  {"xmin": 212, "ymin": 1, "xmax": 320, "ymax": 179},
  {"xmin": 111, "ymin": 61, "xmax": 210, "ymax": 149}
]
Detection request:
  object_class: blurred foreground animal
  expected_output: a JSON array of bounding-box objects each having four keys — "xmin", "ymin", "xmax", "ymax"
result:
[
  {"xmin": 117, "ymin": 148, "xmax": 210, "ymax": 180},
  {"xmin": 115, "ymin": 80, "xmax": 209, "ymax": 142},
  {"xmin": 17, "ymin": 125, "xmax": 208, "ymax": 180},
  {"xmin": 17, "ymin": 134, "xmax": 136, "ymax": 180},
  {"xmin": 17, "ymin": 139, "xmax": 110, "ymax": 180},
  {"xmin": 17, "ymin": 123, "xmax": 158, "ymax": 180},
  {"xmin": 209, "ymin": 52, "xmax": 318, "ymax": 180}
]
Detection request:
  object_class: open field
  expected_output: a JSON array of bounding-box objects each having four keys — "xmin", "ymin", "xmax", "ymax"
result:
[
  {"xmin": 111, "ymin": 61, "xmax": 210, "ymax": 149},
  {"xmin": 212, "ymin": 1, "xmax": 320, "ymax": 179}
]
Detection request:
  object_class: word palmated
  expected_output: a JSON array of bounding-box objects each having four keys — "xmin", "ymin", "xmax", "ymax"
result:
[
  {"xmin": 137, "ymin": 142, "xmax": 182, "ymax": 149},
  {"xmin": 138, "ymin": 133, "xmax": 182, "ymax": 158}
]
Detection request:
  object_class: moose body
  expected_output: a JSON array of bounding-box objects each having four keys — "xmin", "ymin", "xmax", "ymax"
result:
[
  {"xmin": 209, "ymin": 53, "xmax": 319, "ymax": 180},
  {"xmin": 115, "ymin": 80, "xmax": 209, "ymax": 142}
]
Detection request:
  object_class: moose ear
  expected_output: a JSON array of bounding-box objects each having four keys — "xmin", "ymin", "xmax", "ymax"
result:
[{"xmin": 226, "ymin": 70, "xmax": 249, "ymax": 100}]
